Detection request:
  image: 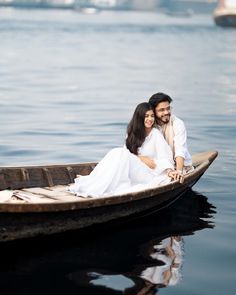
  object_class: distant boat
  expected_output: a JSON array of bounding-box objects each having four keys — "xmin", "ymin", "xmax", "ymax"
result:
[
  {"xmin": 164, "ymin": 8, "xmax": 194, "ymax": 18},
  {"xmin": 214, "ymin": 0, "xmax": 236, "ymax": 27}
]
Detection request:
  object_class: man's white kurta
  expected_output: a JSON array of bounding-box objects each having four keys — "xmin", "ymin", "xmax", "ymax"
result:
[{"xmin": 158, "ymin": 115, "xmax": 192, "ymax": 167}]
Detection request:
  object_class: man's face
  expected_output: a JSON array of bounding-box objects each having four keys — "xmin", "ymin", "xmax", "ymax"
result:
[{"xmin": 155, "ymin": 101, "xmax": 171, "ymax": 125}]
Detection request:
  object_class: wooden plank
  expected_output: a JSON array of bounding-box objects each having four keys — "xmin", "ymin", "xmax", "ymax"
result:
[
  {"xmin": 0, "ymin": 185, "xmax": 83, "ymax": 203},
  {"xmin": 66, "ymin": 166, "xmax": 76, "ymax": 183},
  {"xmin": 42, "ymin": 168, "xmax": 54, "ymax": 187},
  {"xmin": 0, "ymin": 169, "xmax": 7, "ymax": 190},
  {"xmin": 21, "ymin": 168, "xmax": 30, "ymax": 182},
  {"xmin": 22, "ymin": 186, "xmax": 79, "ymax": 202},
  {"xmin": 0, "ymin": 190, "xmax": 13, "ymax": 202}
]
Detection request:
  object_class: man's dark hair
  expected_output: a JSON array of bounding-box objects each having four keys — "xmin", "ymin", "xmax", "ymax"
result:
[{"xmin": 149, "ymin": 92, "xmax": 172, "ymax": 108}]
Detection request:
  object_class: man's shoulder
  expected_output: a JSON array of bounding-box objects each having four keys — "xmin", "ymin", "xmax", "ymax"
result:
[
  {"xmin": 172, "ymin": 115, "xmax": 185, "ymax": 127},
  {"xmin": 172, "ymin": 114, "xmax": 183, "ymax": 123}
]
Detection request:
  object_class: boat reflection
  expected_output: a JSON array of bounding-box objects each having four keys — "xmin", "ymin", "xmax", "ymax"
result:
[
  {"xmin": 140, "ymin": 236, "xmax": 184, "ymax": 288},
  {"xmin": 78, "ymin": 235, "xmax": 184, "ymax": 294},
  {"xmin": 0, "ymin": 189, "xmax": 216, "ymax": 295}
]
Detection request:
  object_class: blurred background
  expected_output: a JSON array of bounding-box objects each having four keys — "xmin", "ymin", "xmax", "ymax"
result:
[
  {"xmin": 0, "ymin": 1, "xmax": 236, "ymax": 295},
  {"xmin": 0, "ymin": 0, "xmax": 219, "ymax": 13}
]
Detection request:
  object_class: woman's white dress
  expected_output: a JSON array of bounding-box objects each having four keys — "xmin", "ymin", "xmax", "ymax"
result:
[{"xmin": 69, "ymin": 128, "xmax": 174, "ymax": 197}]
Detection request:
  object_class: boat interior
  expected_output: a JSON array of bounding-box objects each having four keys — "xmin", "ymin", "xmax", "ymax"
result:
[
  {"xmin": 0, "ymin": 151, "xmax": 217, "ymax": 204},
  {"xmin": 0, "ymin": 163, "xmax": 97, "ymax": 204},
  {"xmin": 0, "ymin": 184, "xmax": 83, "ymax": 204}
]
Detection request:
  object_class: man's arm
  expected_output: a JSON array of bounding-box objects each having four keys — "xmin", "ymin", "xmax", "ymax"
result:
[
  {"xmin": 167, "ymin": 169, "xmax": 184, "ymax": 183},
  {"xmin": 175, "ymin": 156, "xmax": 185, "ymax": 172},
  {"xmin": 173, "ymin": 118, "xmax": 188, "ymax": 172}
]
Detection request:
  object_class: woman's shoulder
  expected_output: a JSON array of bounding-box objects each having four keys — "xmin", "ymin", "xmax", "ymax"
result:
[{"xmin": 151, "ymin": 127, "xmax": 164, "ymax": 137}]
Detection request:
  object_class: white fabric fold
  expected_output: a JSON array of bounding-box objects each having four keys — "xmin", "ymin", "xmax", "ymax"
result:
[{"xmin": 69, "ymin": 129, "xmax": 174, "ymax": 198}]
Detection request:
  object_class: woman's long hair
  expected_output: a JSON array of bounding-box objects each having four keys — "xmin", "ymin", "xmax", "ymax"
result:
[{"xmin": 126, "ymin": 102, "xmax": 154, "ymax": 155}]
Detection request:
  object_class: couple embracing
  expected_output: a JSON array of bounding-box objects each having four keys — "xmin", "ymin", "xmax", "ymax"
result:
[{"xmin": 70, "ymin": 92, "xmax": 193, "ymax": 198}]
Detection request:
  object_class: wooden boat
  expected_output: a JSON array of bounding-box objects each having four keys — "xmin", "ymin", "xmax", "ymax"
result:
[
  {"xmin": 214, "ymin": 0, "xmax": 236, "ymax": 27},
  {"xmin": 0, "ymin": 150, "xmax": 218, "ymax": 242}
]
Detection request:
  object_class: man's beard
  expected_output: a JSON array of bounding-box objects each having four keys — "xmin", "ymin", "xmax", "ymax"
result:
[{"xmin": 157, "ymin": 114, "xmax": 170, "ymax": 125}]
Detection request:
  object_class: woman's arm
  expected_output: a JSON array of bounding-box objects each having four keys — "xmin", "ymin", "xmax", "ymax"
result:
[{"xmin": 138, "ymin": 155, "xmax": 156, "ymax": 169}]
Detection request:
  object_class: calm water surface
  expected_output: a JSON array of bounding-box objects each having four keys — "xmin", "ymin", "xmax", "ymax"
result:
[{"xmin": 0, "ymin": 8, "xmax": 235, "ymax": 295}]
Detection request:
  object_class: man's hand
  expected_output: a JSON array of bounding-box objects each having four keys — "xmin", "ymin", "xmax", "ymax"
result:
[
  {"xmin": 138, "ymin": 156, "xmax": 156, "ymax": 169},
  {"xmin": 167, "ymin": 170, "xmax": 184, "ymax": 183}
]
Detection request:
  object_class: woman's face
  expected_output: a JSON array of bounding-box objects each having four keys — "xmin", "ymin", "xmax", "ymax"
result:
[{"xmin": 144, "ymin": 109, "xmax": 155, "ymax": 129}]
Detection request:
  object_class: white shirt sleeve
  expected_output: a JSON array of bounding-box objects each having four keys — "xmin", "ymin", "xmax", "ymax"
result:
[{"xmin": 173, "ymin": 118, "xmax": 188, "ymax": 159}]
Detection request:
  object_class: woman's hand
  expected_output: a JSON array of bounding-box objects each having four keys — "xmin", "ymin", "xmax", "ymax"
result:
[
  {"xmin": 167, "ymin": 169, "xmax": 184, "ymax": 183},
  {"xmin": 138, "ymin": 156, "xmax": 156, "ymax": 169}
]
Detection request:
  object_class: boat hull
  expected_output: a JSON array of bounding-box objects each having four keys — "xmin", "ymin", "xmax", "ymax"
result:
[
  {"xmin": 214, "ymin": 13, "xmax": 236, "ymax": 27},
  {"xmin": 0, "ymin": 182, "xmax": 194, "ymax": 242},
  {"xmin": 0, "ymin": 151, "xmax": 217, "ymax": 242}
]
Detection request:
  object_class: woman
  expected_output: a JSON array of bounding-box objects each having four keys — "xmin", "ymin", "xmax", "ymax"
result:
[{"xmin": 69, "ymin": 102, "xmax": 175, "ymax": 198}]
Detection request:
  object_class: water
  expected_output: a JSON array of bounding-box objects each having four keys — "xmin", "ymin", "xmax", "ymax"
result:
[{"xmin": 0, "ymin": 8, "xmax": 236, "ymax": 295}]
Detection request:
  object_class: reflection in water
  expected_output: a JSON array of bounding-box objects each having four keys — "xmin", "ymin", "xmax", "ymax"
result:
[
  {"xmin": 83, "ymin": 236, "xmax": 184, "ymax": 294},
  {"xmin": 0, "ymin": 189, "xmax": 216, "ymax": 295},
  {"xmin": 140, "ymin": 236, "xmax": 183, "ymax": 287}
]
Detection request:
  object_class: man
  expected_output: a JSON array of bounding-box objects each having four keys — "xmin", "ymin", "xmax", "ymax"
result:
[{"xmin": 149, "ymin": 92, "xmax": 193, "ymax": 181}]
